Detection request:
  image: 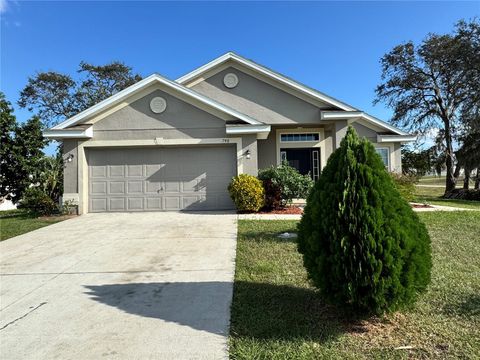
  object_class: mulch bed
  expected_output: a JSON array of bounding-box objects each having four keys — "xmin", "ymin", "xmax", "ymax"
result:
[
  {"xmin": 410, "ymin": 203, "xmax": 433, "ymax": 209},
  {"xmin": 257, "ymin": 206, "xmax": 304, "ymax": 214},
  {"xmin": 38, "ymin": 214, "xmax": 78, "ymax": 221}
]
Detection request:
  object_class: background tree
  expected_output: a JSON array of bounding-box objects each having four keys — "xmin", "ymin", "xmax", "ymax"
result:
[
  {"xmin": 0, "ymin": 93, "xmax": 48, "ymax": 203},
  {"xmin": 401, "ymin": 146, "xmax": 432, "ymax": 176},
  {"xmin": 18, "ymin": 61, "xmax": 142, "ymax": 127},
  {"xmin": 454, "ymin": 132, "xmax": 480, "ymax": 189},
  {"xmin": 375, "ymin": 19, "xmax": 480, "ymax": 194}
]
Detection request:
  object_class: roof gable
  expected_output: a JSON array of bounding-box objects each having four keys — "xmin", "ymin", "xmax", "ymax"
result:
[
  {"xmin": 51, "ymin": 73, "xmax": 263, "ymax": 130},
  {"xmin": 177, "ymin": 52, "xmax": 408, "ymax": 136},
  {"xmin": 177, "ymin": 52, "xmax": 356, "ymax": 111}
]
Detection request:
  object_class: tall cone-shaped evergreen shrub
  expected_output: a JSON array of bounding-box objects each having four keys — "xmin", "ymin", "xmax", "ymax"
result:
[{"xmin": 297, "ymin": 126, "xmax": 431, "ymax": 314}]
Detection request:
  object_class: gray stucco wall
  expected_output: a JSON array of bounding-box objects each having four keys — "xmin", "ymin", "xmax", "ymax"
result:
[
  {"xmin": 237, "ymin": 134, "xmax": 258, "ymax": 176},
  {"xmin": 257, "ymin": 131, "xmax": 276, "ymax": 170},
  {"xmin": 393, "ymin": 143, "xmax": 402, "ymax": 173},
  {"xmin": 63, "ymin": 140, "xmax": 78, "ymax": 193},
  {"xmin": 93, "ymin": 89, "xmax": 227, "ymax": 140},
  {"xmin": 352, "ymin": 122, "xmax": 377, "ymax": 142},
  {"xmin": 191, "ymin": 67, "xmax": 327, "ymax": 125}
]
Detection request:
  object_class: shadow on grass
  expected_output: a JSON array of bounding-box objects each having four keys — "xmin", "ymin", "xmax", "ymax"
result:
[
  {"xmin": 0, "ymin": 210, "xmax": 36, "ymax": 220},
  {"xmin": 230, "ymin": 281, "xmax": 365, "ymax": 343},
  {"xmin": 84, "ymin": 281, "xmax": 373, "ymax": 342},
  {"xmin": 442, "ymin": 293, "xmax": 480, "ymax": 317}
]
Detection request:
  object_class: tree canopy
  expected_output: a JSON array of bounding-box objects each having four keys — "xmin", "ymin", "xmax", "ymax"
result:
[
  {"xmin": 18, "ymin": 61, "xmax": 142, "ymax": 127},
  {"xmin": 375, "ymin": 19, "xmax": 480, "ymax": 193},
  {"xmin": 0, "ymin": 93, "xmax": 48, "ymax": 203}
]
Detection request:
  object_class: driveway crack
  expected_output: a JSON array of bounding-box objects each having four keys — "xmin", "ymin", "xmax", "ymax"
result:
[{"xmin": 0, "ymin": 302, "xmax": 47, "ymax": 331}]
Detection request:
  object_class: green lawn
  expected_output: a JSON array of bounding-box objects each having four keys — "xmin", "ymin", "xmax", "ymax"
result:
[
  {"xmin": 414, "ymin": 186, "xmax": 480, "ymax": 210},
  {"xmin": 230, "ymin": 213, "xmax": 480, "ymax": 359},
  {"xmin": 418, "ymin": 175, "xmax": 475, "ymax": 187},
  {"xmin": 0, "ymin": 209, "xmax": 66, "ymax": 241}
]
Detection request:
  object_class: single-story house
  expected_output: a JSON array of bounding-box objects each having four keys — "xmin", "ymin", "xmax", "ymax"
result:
[{"xmin": 44, "ymin": 52, "xmax": 415, "ymax": 213}]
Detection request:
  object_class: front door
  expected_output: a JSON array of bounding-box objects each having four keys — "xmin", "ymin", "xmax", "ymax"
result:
[{"xmin": 280, "ymin": 148, "xmax": 320, "ymax": 180}]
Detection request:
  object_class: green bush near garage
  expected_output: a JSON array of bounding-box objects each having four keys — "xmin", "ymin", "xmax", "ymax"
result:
[
  {"xmin": 258, "ymin": 161, "xmax": 314, "ymax": 209},
  {"xmin": 228, "ymin": 174, "xmax": 265, "ymax": 212}
]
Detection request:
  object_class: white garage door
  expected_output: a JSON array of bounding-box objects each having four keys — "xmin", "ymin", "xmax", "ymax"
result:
[{"xmin": 88, "ymin": 146, "xmax": 236, "ymax": 212}]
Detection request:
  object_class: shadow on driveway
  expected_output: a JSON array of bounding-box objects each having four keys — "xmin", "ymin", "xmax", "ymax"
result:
[{"xmin": 84, "ymin": 282, "xmax": 232, "ymax": 335}]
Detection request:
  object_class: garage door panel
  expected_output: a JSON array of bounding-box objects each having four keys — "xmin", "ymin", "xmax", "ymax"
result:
[
  {"xmin": 145, "ymin": 181, "xmax": 162, "ymax": 194},
  {"xmin": 109, "ymin": 198, "xmax": 126, "ymax": 211},
  {"xmin": 91, "ymin": 198, "xmax": 107, "ymax": 212},
  {"xmin": 127, "ymin": 198, "xmax": 144, "ymax": 210},
  {"xmin": 127, "ymin": 164, "xmax": 143, "ymax": 177},
  {"xmin": 127, "ymin": 181, "xmax": 143, "ymax": 194},
  {"xmin": 146, "ymin": 164, "xmax": 163, "ymax": 177},
  {"xmin": 146, "ymin": 198, "xmax": 162, "ymax": 210},
  {"xmin": 109, "ymin": 181, "xmax": 125, "ymax": 195},
  {"xmin": 109, "ymin": 165, "xmax": 125, "ymax": 177},
  {"xmin": 91, "ymin": 165, "xmax": 107, "ymax": 178},
  {"xmin": 91, "ymin": 181, "xmax": 107, "ymax": 195},
  {"xmin": 164, "ymin": 197, "xmax": 180, "ymax": 210},
  {"xmin": 164, "ymin": 181, "xmax": 180, "ymax": 193},
  {"xmin": 88, "ymin": 146, "xmax": 236, "ymax": 212}
]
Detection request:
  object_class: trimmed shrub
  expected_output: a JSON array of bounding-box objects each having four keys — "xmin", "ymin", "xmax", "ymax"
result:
[
  {"xmin": 390, "ymin": 173, "xmax": 418, "ymax": 202},
  {"xmin": 19, "ymin": 187, "xmax": 58, "ymax": 216},
  {"xmin": 258, "ymin": 162, "xmax": 314, "ymax": 208},
  {"xmin": 297, "ymin": 126, "xmax": 432, "ymax": 314},
  {"xmin": 228, "ymin": 174, "xmax": 265, "ymax": 212},
  {"xmin": 262, "ymin": 179, "xmax": 282, "ymax": 211}
]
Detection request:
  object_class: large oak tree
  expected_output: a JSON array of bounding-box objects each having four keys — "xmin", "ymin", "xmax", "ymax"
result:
[
  {"xmin": 375, "ymin": 19, "xmax": 480, "ymax": 193},
  {"xmin": 18, "ymin": 61, "xmax": 142, "ymax": 127}
]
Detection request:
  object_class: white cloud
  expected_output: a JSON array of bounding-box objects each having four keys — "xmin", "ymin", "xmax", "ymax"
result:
[{"xmin": 0, "ymin": 0, "xmax": 7, "ymax": 14}]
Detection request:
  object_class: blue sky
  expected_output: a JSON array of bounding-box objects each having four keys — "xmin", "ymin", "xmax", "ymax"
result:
[{"xmin": 1, "ymin": 1, "xmax": 478, "ymax": 153}]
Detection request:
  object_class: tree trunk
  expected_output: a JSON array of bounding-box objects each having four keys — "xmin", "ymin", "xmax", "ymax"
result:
[
  {"xmin": 475, "ymin": 168, "xmax": 480, "ymax": 190},
  {"xmin": 444, "ymin": 119, "xmax": 456, "ymax": 194},
  {"xmin": 463, "ymin": 168, "xmax": 470, "ymax": 189}
]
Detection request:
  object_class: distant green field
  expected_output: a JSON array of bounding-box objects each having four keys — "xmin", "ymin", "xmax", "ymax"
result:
[
  {"xmin": 414, "ymin": 181, "xmax": 480, "ymax": 210},
  {"xmin": 418, "ymin": 175, "xmax": 475, "ymax": 187}
]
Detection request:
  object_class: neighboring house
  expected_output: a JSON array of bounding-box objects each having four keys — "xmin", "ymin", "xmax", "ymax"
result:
[{"xmin": 44, "ymin": 52, "xmax": 415, "ymax": 213}]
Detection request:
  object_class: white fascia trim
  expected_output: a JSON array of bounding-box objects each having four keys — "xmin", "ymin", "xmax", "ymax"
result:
[
  {"xmin": 226, "ymin": 125, "xmax": 271, "ymax": 135},
  {"xmin": 176, "ymin": 52, "xmax": 356, "ymax": 112},
  {"xmin": 43, "ymin": 126, "xmax": 93, "ymax": 139},
  {"xmin": 52, "ymin": 73, "xmax": 262, "ymax": 130},
  {"xmin": 377, "ymin": 134, "xmax": 417, "ymax": 143},
  {"xmin": 226, "ymin": 125, "xmax": 271, "ymax": 140},
  {"xmin": 321, "ymin": 111, "xmax": 408, "ymax": 136}
]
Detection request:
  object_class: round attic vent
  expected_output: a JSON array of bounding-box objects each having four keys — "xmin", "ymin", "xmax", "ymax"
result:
[
  {"xmin": 223, "ymin": 73, "xmax": 239, "ymax": 88},
  {"xmin": 150, "ymin": 97, "xmax": 167, "ymax": 113}
]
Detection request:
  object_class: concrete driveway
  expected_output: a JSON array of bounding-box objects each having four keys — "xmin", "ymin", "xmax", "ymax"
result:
[{"xmin": 0, "ymin": 212, "xmax": 237, "ymax": 359}]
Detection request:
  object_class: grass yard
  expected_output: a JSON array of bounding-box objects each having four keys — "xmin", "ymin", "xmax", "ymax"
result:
[
  {"xmin": 0, "ymin": 209, "xmax": 67, "ymax": 241},
  {"xmin": 418, "ymin": 175, "xmax": 475, "ymax": 187},
  {"xmin": 230, "ymin": 213, "xmax": 480, "ymax": 359},
  {"xmin": 414, "ymin": 186, "xmax": 480, "ymax": 210}
]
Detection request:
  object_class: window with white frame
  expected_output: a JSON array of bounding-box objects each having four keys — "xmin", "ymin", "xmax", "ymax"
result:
[
  {"xmin": 280, "ymin": 133, "xmax": 319, "ymax": 142},
  {"xmin": 375, "ymin": 148, "xmax": 389, "ymax": 168}
]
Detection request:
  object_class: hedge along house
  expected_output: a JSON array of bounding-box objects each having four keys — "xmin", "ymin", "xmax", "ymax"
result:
[{"xmin": 44, "ymin": 52, "xmax": 415, "ymax": 214}]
